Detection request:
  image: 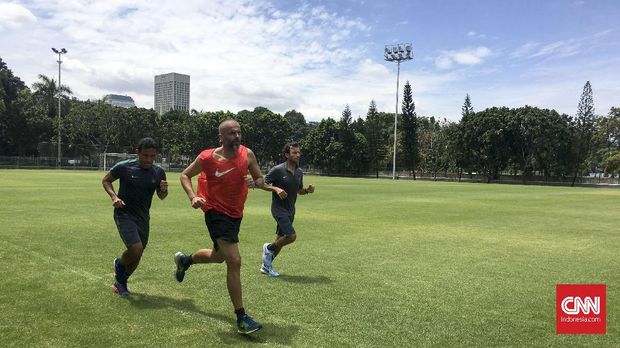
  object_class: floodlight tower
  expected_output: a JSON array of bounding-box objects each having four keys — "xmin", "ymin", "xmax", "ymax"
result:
[
  {"xmin": 384, "ymin": 43, "xmax": 413, "ymax": 179},
  {"xmin": 52, "ymin": 47, "xmax": 67, "ymax": 168}
]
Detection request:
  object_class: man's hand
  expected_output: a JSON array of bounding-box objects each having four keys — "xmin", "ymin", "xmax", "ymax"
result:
[
  {"xmin": 191, "ymin": 196, "xmax": 206, "ymax": 209},
  {"xmin": 160, "ymin": 180, "xmax": 168, "ymax": 192},
  {"xmin": 307, "ymin": 185, "xmax": 315, "ymax": 193},
  {"xmin": 275, "ymin": 187, "xmax": 288, "ymax": 200},
  {"xmin": 112, "ymin": 196, "xmax": 126, "ymax": 208},
  {"xmin": 245, "ymin": 175, "xmax": 257, "ymax": 188}
]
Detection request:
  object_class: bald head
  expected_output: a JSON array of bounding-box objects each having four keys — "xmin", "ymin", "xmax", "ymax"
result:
[
  {"xmin": 219, "ymin": 120, "xmax": 240, "ymax": 135},
  {"xmin": 218, "ymin": 119, "xmax": 242, "ymax": 151}
]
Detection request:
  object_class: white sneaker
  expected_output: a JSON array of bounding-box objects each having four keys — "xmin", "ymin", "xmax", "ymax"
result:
[
  {"xmin": 260, "ymin": 264, "xmax": 280, "ymax": 277},
  {"xmin": 262, "ymin": 243, "xmax": 273, "ymax": 268}
]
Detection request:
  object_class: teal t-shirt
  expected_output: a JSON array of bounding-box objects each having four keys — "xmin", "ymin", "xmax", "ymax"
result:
[{"xmin": 110, "ymin": 159, "xmax": 166, "ymax": 219}]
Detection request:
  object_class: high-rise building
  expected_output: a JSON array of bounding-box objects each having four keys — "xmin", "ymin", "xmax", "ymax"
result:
[
  {"xmin": 103, "ymin": 94, "xmax": 136, "ymax": 108},
  {"xmin": 154, "ymin": 72, "xmax": 190, "ymax": 115}
]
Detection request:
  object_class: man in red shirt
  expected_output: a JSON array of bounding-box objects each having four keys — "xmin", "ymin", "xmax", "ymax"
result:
[{"xmin": 176, "ymin": 120, "xmax": 264, "ymax": 335}]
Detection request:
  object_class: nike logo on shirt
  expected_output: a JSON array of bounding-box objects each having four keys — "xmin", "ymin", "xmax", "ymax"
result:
[{"xmin": 215, "ymin": 168, "xmax": 234, "ymax": 177}]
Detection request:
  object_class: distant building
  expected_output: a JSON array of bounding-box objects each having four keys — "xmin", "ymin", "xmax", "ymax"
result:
[
  {"xmin": 103, "ymin": 94, "xmax": 136, "ymax": 108},
  {"xmin": 154, "ymin": 73, "xmax": 190, "ymax": 115}
]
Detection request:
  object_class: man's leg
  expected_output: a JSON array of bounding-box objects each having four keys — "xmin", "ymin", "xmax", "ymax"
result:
[
  {"xmin": 121, "ymin": 242, "xmax": 144, "ymax": 276},
  {"xmin": 272, "ymin": 234, "xmax": 296, "ymax": 259},
  {"xmin": 216, "ymin": 239, "xmax": 262, "ymax": 334},
  {"xmin": 216, "ymin": 239, "xmax": 243, "ymax": 310},
  {"xmin": 191, "ymin": 248, "xmax": 226, "ymax": 264},
  {"xmin": 174, "ymin": 246, "xmax": 225, "ymax": 282}
]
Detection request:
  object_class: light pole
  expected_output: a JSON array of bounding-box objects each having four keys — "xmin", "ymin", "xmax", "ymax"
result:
[
  {"xmin": 52, "ymin": 47, "xmax": 67, "ymax": 169},
  {"xmin": 384, "ymin": 43, "xmax": 413, "ymax": 179}
]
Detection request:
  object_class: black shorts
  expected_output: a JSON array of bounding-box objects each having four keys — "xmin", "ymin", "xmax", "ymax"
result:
[
  {"xmin": 274, "ymin": 215, "xmax": 296, "ymax": 237},
  {"xmin": 204, "ymin": 210, "xmax": 242, "ymax": 251},
  {"xmin": 114, "ymin": 209, "xmax": 150, "ymax": 248}
]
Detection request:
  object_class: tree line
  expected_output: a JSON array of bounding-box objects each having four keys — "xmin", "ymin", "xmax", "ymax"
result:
[{"xmin": 2, "ymin": 57, "xmax": 619, "ymax": 182}]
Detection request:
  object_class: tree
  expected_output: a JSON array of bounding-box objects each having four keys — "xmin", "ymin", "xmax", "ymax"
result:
[
  {"xmin": 9, "ymin": 89, "xmax": 52, "ymax": 156},
  {"xmin": 400, "ymin": 81, "xmax": 419, "ymax": 178},
  {"xmin": 364, "ymin": 100, "xmax": 386, "ymax": 177},
  {"xmin": 340, "ymin": 105, "xmax": 352, "ymax": 127},
  {"xmin": 65, "ymin": 100, "xmax": 121, "ymax": 154},
  {"xmin": 238, "ymin": 107, "xmax": 292, "ymax": 166},
  {"xmin": 0, "ymin": 57, "xmax": 34, "ymax": 155},
  {"xmin": 337, "ymin": 105, "xmax": 357, "ymax": 173},
  {"xmin": 31, "ymin": 74, "xmax": 72, "ymax": 119},
  {"xmin": 459, "ymin": 107, "xmax": 511, "ymax": 182},
  {"xmin": 462, "ymin": 93, "xmax": 474, "ymax": 117},
  {"xmin": 593, "ymin": 107, "xmax": 620, "ymax": 177},
  {"xmin": 284, "ymin": 109, "xmax": 308, "ymax": 142},
  {"xmin": 302, "ymin": 118, "xmax": 342, "ymax": 173},
  {"xmin": 455, "ymin": 94, "xmax": 476, "ymax": 178},
  {"xmin": 571, "ymin": 81, "xmax": 597, "ymax": 186},
  {"xmin": 603, "ymin": 152, "xmax": 620, "ymax": 182}
]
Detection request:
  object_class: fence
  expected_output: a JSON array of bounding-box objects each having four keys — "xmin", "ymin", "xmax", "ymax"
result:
[{"xmin": 1, "ymin": 156, "xmax": 619, "ymax": 187}]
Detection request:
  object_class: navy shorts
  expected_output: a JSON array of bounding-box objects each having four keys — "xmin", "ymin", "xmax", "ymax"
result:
[
  {"xmin": 114, "ymin": 209, "xmax": 149, "ymax": 248},
  {"xmin": 274, "ymin": 215, "xmax": 296, "ymax": 237},
  {"xmin": 204, "ymin": 210, "xmax": 242, "ymax": 251}
]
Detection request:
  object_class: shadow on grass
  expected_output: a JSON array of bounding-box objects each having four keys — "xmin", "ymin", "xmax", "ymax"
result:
[
  {"xmin": 276, "ymin": 274, "xmax": 332, "ymax": 284},
  {"xmin": 216, "ymin": 321, "xmax": 300, "ymax": 346},
  {"xmin": 126, "ymin": 292, "xmax": 231, "ymax": 324},
  {"xmin": 128, "ymin": 292, "xmax": 300, "ymax": 345}
]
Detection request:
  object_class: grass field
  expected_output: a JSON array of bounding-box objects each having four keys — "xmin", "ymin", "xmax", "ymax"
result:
[{"xmin": 0, "ymin": 169, "xmax": 618, "ymax": 347}]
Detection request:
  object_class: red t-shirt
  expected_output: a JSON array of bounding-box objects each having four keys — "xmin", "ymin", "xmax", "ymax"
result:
[{"xmin": 197, "ymin": 145, "xmax": 249, "ymax": 218}]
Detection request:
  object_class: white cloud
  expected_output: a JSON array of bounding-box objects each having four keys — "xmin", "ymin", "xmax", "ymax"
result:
[
  {"xmin": 1, "ymin": 0, "xmax": 377, "ymax": 120},
  {"xmin": 466, "ymin": 31, "xmax": 486, "ymax": 39},
  {"xmin": 511, "ymin": 41, "xmax": 541, "ymax": 58},
  {"xmin": 0, "ymin": 3, "xmax": 37, "ymax": 31},
  {"xmin": 1, "ymin": 1, "xmax": 617, "ymax": 124},
  {"xmin": 435, "ymin": 47, "xmax": 491, "ymax": 69},
  {"xmin": 511, "ymin": 31, "xmax": 613, "ymax": 60},
  {"xmin": 528, "ymin": 40, "xmax": 580, "ymax": 59}
]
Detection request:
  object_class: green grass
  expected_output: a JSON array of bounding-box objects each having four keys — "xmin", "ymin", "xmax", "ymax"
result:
[{"xmin": 0, "ymin": 169, "xmax": 618, "ymax": 347}]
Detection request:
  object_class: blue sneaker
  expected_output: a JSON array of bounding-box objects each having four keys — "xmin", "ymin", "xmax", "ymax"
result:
[
  {"xmin": 237, "ymin": 314, "xmax": 262, "ymax": 334},
  {"xmin": 260, "ymin": 264, "xmax": 280, "ymax": 277},
  {"xmin": 112, "ymin": 281, "xmax": 129, "ymax": 297},
  {"xmin": 174, "ymin": 252, "xmax": 190, "ymax": 282},
  {"xmin": 262, "ymin": 243, "xmax": 273, "ymax": 268},
  {"xmin": 114, "ymin": 258, "xmax": 126, "ymax": 284}
]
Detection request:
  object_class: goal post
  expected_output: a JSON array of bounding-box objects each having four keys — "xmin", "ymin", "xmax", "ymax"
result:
[{"xmin": 100, "ymin": 153, "xmax": 137, "ymax": 171}]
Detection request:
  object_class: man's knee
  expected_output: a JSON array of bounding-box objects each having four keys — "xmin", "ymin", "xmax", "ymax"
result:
[
  {"xmin": 127, "ymin": 243, "xmax": 144, "ymax": 256},
  {"xmin": 282, "ymin": 234, "xmax": 296, "ymax": 244},
  {"xmin": 225, "ymin": 255, "xmax": 242, "ymax": 269}
]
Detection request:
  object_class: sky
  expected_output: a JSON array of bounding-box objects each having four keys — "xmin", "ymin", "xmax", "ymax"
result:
[{"xmin": 1, "ymin": 0, "xmax": 619, "ymax": 122}]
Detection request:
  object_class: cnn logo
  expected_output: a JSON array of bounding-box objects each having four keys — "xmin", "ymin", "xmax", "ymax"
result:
[
  {"xmin": 556, "ymin": 284, "xmax": 606, "ymax": 334},
  {"xmin": 561, "ymin": 296, "xmax": 600, "ymax": 315}
]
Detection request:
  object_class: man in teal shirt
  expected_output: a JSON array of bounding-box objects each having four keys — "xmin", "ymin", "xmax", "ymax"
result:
[{"xmin": 102, "ymin": 137, "xmax": 168, "ymax": 296}]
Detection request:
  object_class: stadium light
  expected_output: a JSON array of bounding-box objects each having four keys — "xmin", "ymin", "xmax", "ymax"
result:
[
  {"xmin": 384, "ymin": 42, "xmax": 413, "ymax": 180},
  {"xmin": 52, "ymin": 47, "xmax": 67, "ymax": 168}
]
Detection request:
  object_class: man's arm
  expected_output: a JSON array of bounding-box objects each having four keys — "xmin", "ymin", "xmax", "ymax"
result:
[
  {"xmin": 180, "ymin": 156, "xmax": 206, "ymax": 209},
  {"xmin": 298, "ymin": 184, "xmax": 315, "ymax": 195},
  {"xmin": 259, "ymin": 164, "xmax": 288, "ymax": 200},
  {"xmin": 102, "ymin": 172, "xmax": 125, "ymax": 208},
  {"xmin": 246, "ymin": 149, "xmax": 265, "ymax": 187}
]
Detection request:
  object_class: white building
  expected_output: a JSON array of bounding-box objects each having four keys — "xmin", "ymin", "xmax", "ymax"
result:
[
  {"xmin": 154, "ymin": 73, "xmax": 190, "ymax": 115},
  {"xmin": 103, "ymin": 94, "xmax": 136, "ymax": 108}
]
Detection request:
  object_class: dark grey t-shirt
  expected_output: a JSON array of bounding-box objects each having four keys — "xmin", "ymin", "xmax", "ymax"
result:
[
  {"xmin": 111, "ymin": 159, "xmax": 166, "ymax": 220},
  {"xmin": 265, "ymin": 162, "xmax": 303, "ymax": 217}
]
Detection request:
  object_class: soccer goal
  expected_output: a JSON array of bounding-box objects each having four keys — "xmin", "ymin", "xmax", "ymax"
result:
[{"xmin": 100, "ymin": 153, "xmax": 137, "ymax": 171}]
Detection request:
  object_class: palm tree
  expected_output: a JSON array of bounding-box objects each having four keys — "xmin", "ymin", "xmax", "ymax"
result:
[{"xmin": 31, "ymin": 74, "xmax": 72, "ymax": 119}]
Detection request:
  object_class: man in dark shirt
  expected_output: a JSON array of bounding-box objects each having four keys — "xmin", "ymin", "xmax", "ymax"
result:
[
  {"xmin": 102, "ymin": 137, "xmax": 168, "ymax": 296},
  {"xmin": 260, "ymin": 142, "xmax": 314, "ymax": 276}
]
